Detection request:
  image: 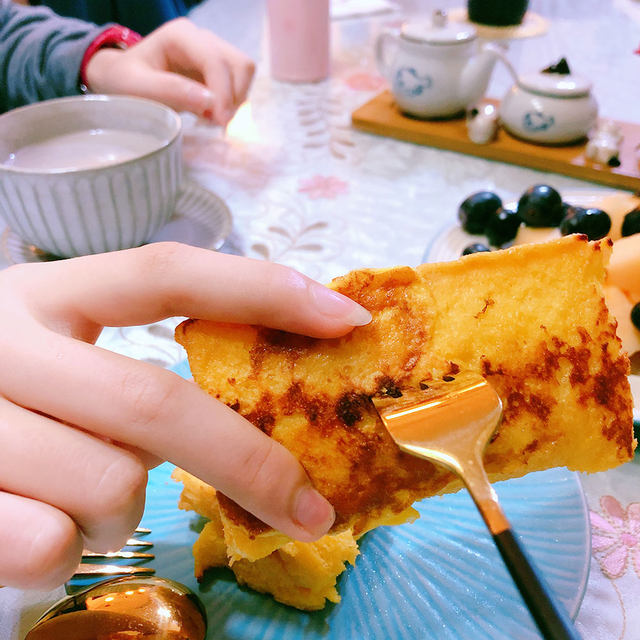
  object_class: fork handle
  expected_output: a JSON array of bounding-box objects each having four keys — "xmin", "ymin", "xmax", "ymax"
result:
[{"xmin": 493, "ymin": 528, "xmax": 582, "ymax": 640}]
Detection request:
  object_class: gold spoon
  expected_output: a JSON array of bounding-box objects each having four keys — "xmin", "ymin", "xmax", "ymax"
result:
[
  {"xmin": 25, "ymin": 576, "xmax": 207, "ymax": 640},
  {"xmin": 372, "ymin": 371, "xmax": 582, "ymax": 640}
]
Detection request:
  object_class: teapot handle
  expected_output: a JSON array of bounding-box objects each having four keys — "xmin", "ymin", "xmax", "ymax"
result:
[
  {"xmin": 375, "ymin": 28, "xmax": 400, "ymax": 79},
  {"xmin": 481, "ymin": 41, "xmax": 518, "ymax": 83}
]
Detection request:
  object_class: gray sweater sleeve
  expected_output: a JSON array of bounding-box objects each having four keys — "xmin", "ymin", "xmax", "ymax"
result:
[{"xmin": 0, "ymin": 0, "xmax": 104, "ymax": 113}]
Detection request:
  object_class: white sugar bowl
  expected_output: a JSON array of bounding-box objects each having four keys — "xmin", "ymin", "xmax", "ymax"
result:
[{"xmin": 499, "ymin": 63, "xmax": 598, "ymax": 145}]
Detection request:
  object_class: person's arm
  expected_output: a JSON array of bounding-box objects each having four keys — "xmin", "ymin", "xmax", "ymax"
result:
[
  {"xmin": 0, "ymin": 0, "xmax": 102, "ymax": 112},
  {"xmin": 1, "ymin": 2, "xmax": 254, "ymax": 124}
]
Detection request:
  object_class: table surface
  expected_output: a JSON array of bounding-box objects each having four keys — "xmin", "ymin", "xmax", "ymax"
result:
[{"xmin": 2, "ymin": 0, "xmax": 640, "ymax": 638}]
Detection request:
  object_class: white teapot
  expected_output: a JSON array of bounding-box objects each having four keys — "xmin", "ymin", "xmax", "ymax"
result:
[
  {"xmin": 376, "ymin": 10, "xmax": 504, "ymax": 119},
  {"xmin": 499, "ymin": 58, "xmax": 598, "ymax": 145}
]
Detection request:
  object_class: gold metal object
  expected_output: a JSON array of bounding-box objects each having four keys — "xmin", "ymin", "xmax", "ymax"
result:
[
  {"xmin": 81, "ymin": 550, "xmax": 155, "ymax": 560},
  {"xmin": 76, "ymin": 531, "xmax": 155, "ymax": 575},
  {"xmin": 0, "ymin": 531, "xmax": 155, "ymax": 589},
  {"xmin": 122, "ymin": 537, "xmax": 154, "ymax": 548},
  {"xmin": 372, "ymin": 371, "xmax": 509, "ymax": 535},
  {"xmin": 25, "ymin": 576, "xmax": 207, "ymax": 640},
  {"xmin": 373, "ymin": 373, "xmax": 582, "ymax": 639},
  {"xmin": 74, "ymin": 563, "xmax": 156, "ymax": 577}
]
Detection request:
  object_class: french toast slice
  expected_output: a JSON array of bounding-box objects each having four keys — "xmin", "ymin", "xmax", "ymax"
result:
[
  {"xmin": 173, "ymin": 468, "xmax": 362, "ymax": 610},
  {"xmin": 175, "ymin": 235, "xmax": 635, "ymax": 564}
]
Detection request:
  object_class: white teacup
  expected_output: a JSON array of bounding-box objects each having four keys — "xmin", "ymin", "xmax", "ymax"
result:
[{"xmin": 0, "ymin": 95, "xmax": 182, "ymax": 258}]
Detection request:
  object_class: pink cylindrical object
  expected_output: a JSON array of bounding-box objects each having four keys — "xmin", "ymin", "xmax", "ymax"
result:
[{"xmin": 267, "ymin": 0, "xmax": 330, "ymax": 83}]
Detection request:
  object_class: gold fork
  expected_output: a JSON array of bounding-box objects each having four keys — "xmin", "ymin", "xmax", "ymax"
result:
[
  {"xmin": 74, "ymin": 527, "xmax": 155, "ymax": 578},
  {"xmin": 0, "ymin": 528, "xmax": 155, "ymax": 588},
  {"xmin": 372, "ymin": 372, "xmax": 582, "ymax": 640}
]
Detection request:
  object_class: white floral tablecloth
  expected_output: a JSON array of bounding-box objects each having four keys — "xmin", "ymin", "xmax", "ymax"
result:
[{"xmin": 1, "ymin": 0, "xmax": 640, "ymax": 638}]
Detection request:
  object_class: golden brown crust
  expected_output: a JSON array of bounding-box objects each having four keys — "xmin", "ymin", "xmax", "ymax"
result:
[
  {"xmin": 173, "ymin": 468, "xmax": 362, "ymax": 609},
  {"xmin": 175, "ymin": 236, "xmax": 635, "ymax": 545}
]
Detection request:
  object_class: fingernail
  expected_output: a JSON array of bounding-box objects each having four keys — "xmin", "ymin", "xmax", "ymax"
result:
[
  {"xmin": 188, "ymin": 85, "xmax": 214, "ymax": 112},
  {"xmin": 308, "ymin": 283, "xmax": 372, "ymax": 326},
  {"xmin": 293, "ymin": 487, "xmax": 335, "ymax": 536}
]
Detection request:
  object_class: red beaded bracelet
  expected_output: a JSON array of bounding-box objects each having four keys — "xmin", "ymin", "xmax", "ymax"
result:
[{"xmin": 80, "ymin": 25, "xmax": 143, "ymax": 91}]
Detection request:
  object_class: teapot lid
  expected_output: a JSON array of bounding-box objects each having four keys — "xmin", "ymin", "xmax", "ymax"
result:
[
  {"xmin": 401, "ymin": 10, "xmax": 477, "ymax": 45},
  {"xmin": 518, "ymin": 58, "xmax": 592, "ymax": 97}
]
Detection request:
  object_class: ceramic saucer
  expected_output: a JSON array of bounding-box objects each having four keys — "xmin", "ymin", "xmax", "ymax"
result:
[
  {"xmin": 0, "ymin": 180, "xmax": 232, "ymax": 264},
  {"xmin": 448, "ymin": 8, "xmax": 549, "ymax": 40}
]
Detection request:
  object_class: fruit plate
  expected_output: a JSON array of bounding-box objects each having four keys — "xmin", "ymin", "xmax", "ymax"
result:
[
  {"xmin": 422, "ymin": 188, "xmax": 640, "ymax": 427},
  {"xmin": 137, "ymin": 359, "xmax": 590, "ymax": 640},
  {"xmin": 428, "ymin": 188, "xmax": 626, "ymax": 261}
]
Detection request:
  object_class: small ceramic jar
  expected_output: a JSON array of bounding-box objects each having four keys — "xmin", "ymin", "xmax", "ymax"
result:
[{"xmin": 499, "ymin": 70, "xmax": 598, "ymax": 145}]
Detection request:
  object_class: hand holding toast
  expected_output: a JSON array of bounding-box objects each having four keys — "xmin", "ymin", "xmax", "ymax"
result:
[{"xmin": 0, "ymin": 242, "xmax": 370, "ymax": 589}]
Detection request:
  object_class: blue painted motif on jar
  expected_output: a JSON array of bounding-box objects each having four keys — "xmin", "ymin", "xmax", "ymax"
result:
[
  {"xmin": 523, "ymin": 111, "xmax": 555, "ymax": 132},
  {"xmin": 393, "ymin": 67, "xmax": 433, "ymax": 97}
]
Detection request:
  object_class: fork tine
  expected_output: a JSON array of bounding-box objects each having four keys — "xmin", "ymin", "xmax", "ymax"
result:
[
  {"xmin": 2, "ymin": 549, "xmax": 156, "ymax": 586},
  {"xmin": 75, "ymin": 528, "xmax": 154, "ymax": 578},
  {"xmin": 124, "ymin": 538, "xmax": 153, "ymax": 548},
  {"xmin": 81, "ymin": 527, "xmax": 153, "ymax": 557},
  {"xmin": 73, "ymin": 563, "xmax": 155, "ymax": 576},
  {"xmin": 81, "ymin": 550, "xmax": 155, "ymax": 559}
]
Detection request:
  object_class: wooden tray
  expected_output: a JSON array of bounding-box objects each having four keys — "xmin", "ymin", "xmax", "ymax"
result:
[{"xmin": 351, "ymin": 90, "xmax": 640, "ymax": 192}]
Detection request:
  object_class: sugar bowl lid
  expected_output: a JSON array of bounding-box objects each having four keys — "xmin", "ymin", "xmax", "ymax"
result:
[
  {"xmin": 518, "ymin": 58, "xmax": 593, "ymax": 97},
  {"xmin": 401, "ymin": 10, "xmax": 477, "ymax": 45}
]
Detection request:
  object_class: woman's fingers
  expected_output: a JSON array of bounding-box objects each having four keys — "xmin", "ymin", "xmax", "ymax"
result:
[
  {"xmin": 0, "ymin": 398, "xmax": 147, "ymax": 553},
  {"xmin": 195, "ymin": 53, "xmax": 235, "ymax": 123},
  {"xmin": 148, "ymin": 18, "xmax": 253, "ymax": 117},
  {"xmin": 82, "ymin": 46, "xmax": 224, "ymax": 122},
  {"xmin": 104, "ymin": 60, "xmax": 223, "ymax": 122},
  {"xmin": 0, "ymin": 491, "xmax": 82, "ymax": 590},
  {"xmin": 15, "ymin": 242, "xmax": 371, "ymax": 339},
  {"xmin": 0, "ymin": 335, "xmax": 334, "ymax": 542},
  {"xmin": 161, "ymin": 24, "xmax": 253, "ymax": 117},
  {"xmin": 226, "ymin": 54, "xmax": 255, "ymax": 113},
  {"xmin": 84, "ymin": 18, "xmax": 255, "ymax": 124}
]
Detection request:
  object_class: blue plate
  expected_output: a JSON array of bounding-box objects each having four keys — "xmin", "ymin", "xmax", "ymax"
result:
[{"xmin": 139, "ymin": 361, "xmax": 590, "ymax": 639}]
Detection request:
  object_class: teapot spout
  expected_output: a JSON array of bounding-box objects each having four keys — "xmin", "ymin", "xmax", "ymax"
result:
[{"xmin": 459, "ymin": 43, "xmax": 514, "ymax": 107}]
